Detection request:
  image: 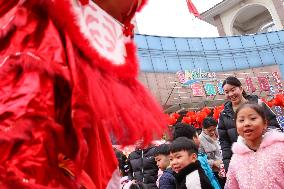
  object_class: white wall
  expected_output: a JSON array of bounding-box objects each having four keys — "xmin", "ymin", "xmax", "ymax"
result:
[{"xmin": 219, "ymin": 0, "xmax": 283, "ymax": 35}]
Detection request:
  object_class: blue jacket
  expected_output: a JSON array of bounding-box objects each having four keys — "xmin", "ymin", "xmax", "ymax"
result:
[
  {"xmin": 198, "ymin": 153, "xmax": 221, "ymax": 189},
  {"xmin": 159, "ymin": 168, "xmax": 176, "ymax": 189}
]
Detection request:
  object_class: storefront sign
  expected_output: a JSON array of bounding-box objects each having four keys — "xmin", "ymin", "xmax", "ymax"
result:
[
  {"xmin": 176, "ymin": 71, "xmax": 282, "ymax": 97},
  {"xmin": 177, "ymin": 69, "xmax": 216, "ymax": 86}
]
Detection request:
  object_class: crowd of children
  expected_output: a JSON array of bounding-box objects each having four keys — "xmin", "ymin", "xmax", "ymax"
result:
[{"xmin": 115, "ymin": 104, "xmax": 284, "ymax": 189}]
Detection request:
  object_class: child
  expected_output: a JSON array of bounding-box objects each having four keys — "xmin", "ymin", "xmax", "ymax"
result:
[
  {"xmin": 154, "ymin": 144, "xmax": 176, "ymax": 189},
  {"xmin": 200, "ymin": 117, "xmax": 226, "ymax": 188},
  {"xmin": 169, "ymin": 137, "xmax": 213, "ymax": 189},
  {"xmin": 127, "ymin": 145, "xmax": 158, "ymax": 188},
  {"xmin": 173, "ymin": 122, "xmax": 221, "ymax": 189},
  {"xmin": 225, "ymin": 102, "xmax": 284, "ymax": 189}
]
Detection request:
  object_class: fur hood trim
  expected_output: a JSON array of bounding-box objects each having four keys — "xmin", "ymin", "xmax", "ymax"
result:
[{"xmin": 232, "ymin": 129, "xmax": 284, "ymax": 154}]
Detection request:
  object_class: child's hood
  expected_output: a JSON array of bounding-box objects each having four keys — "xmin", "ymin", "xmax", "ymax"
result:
[{"xmin": 232, "ymin": 129, "xmax": 284, "ymax": 154}]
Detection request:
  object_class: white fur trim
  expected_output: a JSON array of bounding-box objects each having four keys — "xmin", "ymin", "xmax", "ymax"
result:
[
  {"xmin": 70, "ymin": 0, "xmax": 128, "ymax": 65},
  {"xmin": 185, "ymin": 170, "xmax": 202, "ymax": 189}
]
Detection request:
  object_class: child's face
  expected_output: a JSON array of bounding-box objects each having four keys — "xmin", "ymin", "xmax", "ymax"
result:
[
  {"xmin": 169, "ymin": 150, "xmax": 197, "ymax": 173},
  {"xmin": 236, "ymin": 107, "xmax": 267, "ymax": 145},
  {"xmin": 203, "ymin": 126, "xmax": 217, "ymax": 138},
  {"xmin": 155, "ymin": 154, "xmax": 169, "ymax": 171}
]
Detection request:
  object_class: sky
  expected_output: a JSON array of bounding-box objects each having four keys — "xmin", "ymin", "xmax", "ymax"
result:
[{"xmin": 135, "ymin": 0, "xmax": 223, "ymax": 37}]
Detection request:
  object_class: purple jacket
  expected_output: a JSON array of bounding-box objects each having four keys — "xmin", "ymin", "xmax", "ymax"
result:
[{"xmin": 225, "ymin": 130, "xmax": 284, "ymax": 189}]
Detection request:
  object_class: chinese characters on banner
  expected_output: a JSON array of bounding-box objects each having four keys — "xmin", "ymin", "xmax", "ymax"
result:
[
  {"xmin": 191, "ymin": 84, "xmax": 205, "ymax": 97},
  {"xmin": 176, "ymin": 71, "xmax": 283, "ymax": 97},
  {"xmin": 177, "ymin": 71, "xmax": 186, "ymax": 84},
  {"xmin": 272, "ymin": 72, "xmax": 283, "ymax": 92},
  {"xmin": 217, "ymin": 81, "xmax": 225, "ymax": 95},
  {"xmin": 245, "ymin": 77, "xmax": 256, "ymax": 92},
  {"xmin": 257, "ymin": 76, "xmax": 270, "ymax": 91},
  {"xmin": 204, "ymin": 83, "xmax": 217, "ymax": 96}
]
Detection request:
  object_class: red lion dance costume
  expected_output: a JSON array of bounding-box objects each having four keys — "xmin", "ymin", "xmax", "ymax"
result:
[{"xmin": 0, "ymin": 0, "xmax": 166, "ymax": 188}]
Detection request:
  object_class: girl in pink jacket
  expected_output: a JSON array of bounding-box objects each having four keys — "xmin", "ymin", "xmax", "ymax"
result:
[{"xmin": 225, "ymin": 102, "xmax": 284, "ymax": 189}]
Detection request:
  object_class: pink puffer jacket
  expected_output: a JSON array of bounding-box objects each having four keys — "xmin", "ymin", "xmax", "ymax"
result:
[{"xmin": 225, "ymin": 130, "xmax": 284, "ymax": 189}]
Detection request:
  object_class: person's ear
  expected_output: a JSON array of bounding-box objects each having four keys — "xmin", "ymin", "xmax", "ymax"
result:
[
  {"xmin": 263, "ymin": 119, "xmax": 268, "ymax": 130},
  {"xmin": 240, "ymin": 86, "xmax": 244, "ymax": 92},
  {"xmin": 191, "ymin": 153, "xmax": 197, "ymax": 161}
]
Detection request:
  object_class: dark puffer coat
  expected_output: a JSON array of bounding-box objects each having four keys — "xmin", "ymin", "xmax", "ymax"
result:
[
  {"xmin": 127, "ymin": 146, "xmax": 158, "ymax": 189},
  {"xmin": 217, "ymin": 95, "xmax": 280, "ymax": 171},
  {"xmin": 159, "ymin": 168, "xmax": 176, "ymax": 189}
]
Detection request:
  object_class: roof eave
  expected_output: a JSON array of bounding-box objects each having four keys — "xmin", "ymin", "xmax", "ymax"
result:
[{"xmin": 201, "ymin": 0, "xmax": 243, "ymax": 26}]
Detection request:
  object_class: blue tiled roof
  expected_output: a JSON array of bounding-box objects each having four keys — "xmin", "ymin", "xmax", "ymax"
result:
[{"xmin": 134, "ymin": 30, "xmax": 284, "ymax": 78}]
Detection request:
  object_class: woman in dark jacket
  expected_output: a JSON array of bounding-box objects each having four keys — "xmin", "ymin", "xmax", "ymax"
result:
[
  {"xmin": 114, "ymin": 147, "xmax": 129, "ymax": 176},
  {"xmin": 218, "ymin": 76, "xmax": 280, "ymax": 171},
  {"xmin": 128, "ymin": 146, "xmax": 158, "ymax": 189}
]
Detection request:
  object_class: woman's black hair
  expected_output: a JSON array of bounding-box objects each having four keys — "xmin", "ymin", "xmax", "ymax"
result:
[
  {"xmin": 222, "ymin": 76, "xmax": 247, "ymax": 98},
  {"xmin": 169, "ymin": 137, "xmax": 198, "ymax": 155},
  {"xmin": 235, "ymin": 102, "xmax": 267, "ymax": 122},
  {"xmin": 202, "ymin": 117, "xmax": 218, "ymax": 129},
  {"xmin": 172, "ymin": 122, "xmax": 197, "ymax": 140},
  {"xmin": 113, "ymin": 148, "xmax": 129, "ymax": 176}
]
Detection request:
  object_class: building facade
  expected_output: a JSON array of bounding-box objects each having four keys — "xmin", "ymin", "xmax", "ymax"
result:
[
  {"xmin": 201, "ymin": 0, "xmax": 284, "ymax": 36},
  {"xmin": 135, "ymin": 30, "xmax": 284, "ymax": 111}
]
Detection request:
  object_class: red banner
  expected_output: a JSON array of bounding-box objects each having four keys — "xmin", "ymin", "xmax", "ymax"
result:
[{"xmin": 186, "ymin": 0, "xmax": 200, "ymax": 17}]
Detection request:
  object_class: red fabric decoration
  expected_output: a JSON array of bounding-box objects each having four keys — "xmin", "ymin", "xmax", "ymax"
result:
[
  {"xmin": 196, "ymin": 111, "xmax": 207, "ymax": 126},
  {"xmin": 123, "ymin": 22, "xmax": 135, "ymax": 38},
  {"xmin": 172, "ymin": 112, "xmax": 181, "ymax": 119},
  {"xmin": 213, "ymin": 105, "xmax": 224, "ymax": 121},
  {"xmin": 267, "ymin": 101, "xmax": 274, "ymax": 107},
  {"xmin": 0, "ymin": 1, "xmax": 166, "ymax": 188},
  {"xmin": 79, "ymin": 0, "xmax": 89, "ymax": 5},
  {"xmin": 137, "ymin": 0, "xmax": 149, "ymax": 12},
  {"xmin": 167, "ymin": 114, "xmax": 177, "ymax": 126},
  {"xmin": 201, "ymin": 107, "xmax": 211, "ymax": 114},
  {"xmin": 182, "ymin": 116, "xmax": 192, "ymax": 124},
  {"xmin": 274, "ymin": 94, "xmax": 284, "ymax": 107},
  {"xmin": 186, "ymin": 0, "xmax": 200, "ymax": 18},
  {"xmin": 167, "ymin": 94, "xmax": 284, "ymax": 128}
]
